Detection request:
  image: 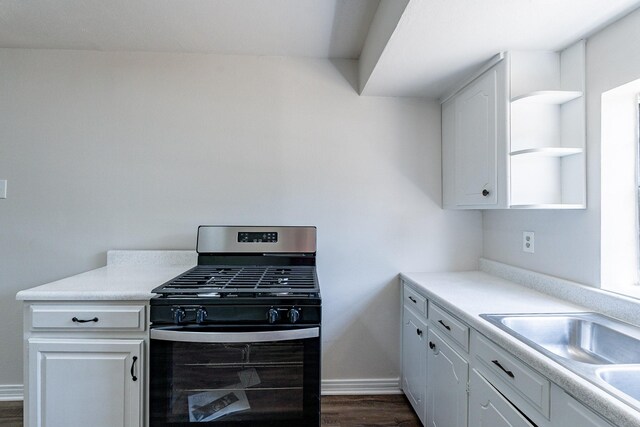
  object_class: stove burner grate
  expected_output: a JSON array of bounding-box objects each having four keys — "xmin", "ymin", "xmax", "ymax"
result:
[{"xmin": 154, "ymin": 265, "xmax": 318, "ymax": 295}]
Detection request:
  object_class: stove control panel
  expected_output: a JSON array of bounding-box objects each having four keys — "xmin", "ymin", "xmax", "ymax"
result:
[
  {"xmin": 152, "ymin": 303, "xmax": 319, "ymax": 325},
  {"xmin": 238, "ymin": 232, "xmax": 278, "ymax": 243}
]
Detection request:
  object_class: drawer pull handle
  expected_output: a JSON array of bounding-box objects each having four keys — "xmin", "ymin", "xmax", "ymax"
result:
[
  {"xmin": 130, "ymin": 356, "xmax": 138, "ymax": 381},
  {"xmin": 429, "ymin": 341, "xmax": 436, "ymax": 350},
  {"xmin": 492, "ymin": 360, "xmax": 515, "ymax": 378},
  {"xmin": 408, "ymin": 296, "xmax": 417, "ymax": 303},
  {"xmin": 72, "ymin": 317, "xmax": 99, "ymax": 323},
  {"xmin": 438, "ymin": 319, "xmax": 451, "ymax": 331},
  {"xmin": 482, "ymin": 189, "xmax": 490, "ymax": 197},
  {"xmin": 416, "ymin": 328, "xmax": 423, "ymax": 336}
]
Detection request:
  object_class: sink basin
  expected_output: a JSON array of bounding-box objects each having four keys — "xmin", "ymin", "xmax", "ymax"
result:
[
  {"xmin": 491, "ymin": 314, "xmax": 640, "ymax": 364},
  {"xmin": 480, "ymin": 312, "xmax": 640, "ymax": 410},
  {"xmin": 597, "ymin": 366, "xmax": 640, "ymax": 402}
]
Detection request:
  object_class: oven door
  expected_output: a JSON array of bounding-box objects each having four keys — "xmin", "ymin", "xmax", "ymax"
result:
[{"xmin": 150, "ymin": 325, "xmax": 320, "ymax": 426}]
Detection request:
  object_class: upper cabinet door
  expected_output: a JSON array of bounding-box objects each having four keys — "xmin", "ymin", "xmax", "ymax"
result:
[
  {"xmin": 455, "ymin": 69, "xmax": 498, "ymax": 205},
  {"xmin": 442, "ymin": 59, "xmax": 508, "ymax": 209}
]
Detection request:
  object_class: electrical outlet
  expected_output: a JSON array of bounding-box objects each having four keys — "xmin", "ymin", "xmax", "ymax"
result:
[
  {"xmin": 0, "ymin": 180, "xmax": 6, "ymax": 199},
  {"xmin": 523, "ymin": 231, "xmax": 535, "ymax": 253}
]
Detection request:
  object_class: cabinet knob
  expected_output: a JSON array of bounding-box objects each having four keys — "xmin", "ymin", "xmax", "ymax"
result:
[
  {"xmin": 482, "ymin": 189, "xmax": 490, "ymax": 197},
  {"xmin": 416, "ymin": 328, "xmax": 423, "ymax": 336},
  {"xmin": 429, "ymin": 341, "xmax": 436, "ymax": 350}
]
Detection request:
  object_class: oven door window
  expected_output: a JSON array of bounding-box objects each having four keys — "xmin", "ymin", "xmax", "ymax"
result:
[{"xmin": 150, "ymin": 326, "xmax": 320, "ymax": 426}]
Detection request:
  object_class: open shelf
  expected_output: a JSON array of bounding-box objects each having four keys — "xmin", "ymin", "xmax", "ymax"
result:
[
  {"xmin": 509, "ymin": 204, "xmax": 585, "ymax": 209},
  {"xmin": 509, "ymin": 147, "xmax": 583, "ymax": 157},
  {"xmin": 511, "ymin": 90, "xmax": 582, "ymax": 105}
]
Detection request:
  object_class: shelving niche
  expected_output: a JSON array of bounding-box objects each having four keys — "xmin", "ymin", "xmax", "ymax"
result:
[{"xmin": 508, "ymin": 42, "xmax": 586, "ymax": 208}]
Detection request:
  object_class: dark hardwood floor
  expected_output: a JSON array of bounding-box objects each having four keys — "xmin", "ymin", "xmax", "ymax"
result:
[
  {"xmin": 0, "ymin": 401, "xmax": 22, "ymax": 427},
  {"xmin": 321, "ymin": 395, "xmax": 421, "ymax": 427},
  {"xmin": 0, "ymin": 395, "xmax": 420, "ymax": 426}
]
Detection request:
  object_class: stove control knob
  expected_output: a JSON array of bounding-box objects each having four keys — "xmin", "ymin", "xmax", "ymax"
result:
[
  {"xmin": 267, "ymin": 308, "xmax": 280, "ymax": 324},
  {"xmin": 196, "ymin": 308, "xmax": 208, "ymax": 324},
  {"xmin": 173, "ymin": 308, "xmax": 186, "ymax": 324},
  {"xmin": 288, "ymin": 308, "xmax": 300, "ymax": 324}
]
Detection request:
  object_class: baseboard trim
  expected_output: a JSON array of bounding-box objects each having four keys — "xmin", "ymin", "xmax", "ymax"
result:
[
  {"xmin": 0, "ymin": 380, "xmax": 402, "ymax": 400},
  {"xmin": 0, "ymin": 385, "xmax": 23, "ymax": 401},
  {"xmin": 321, "ymin": 378, "xmax": 402, "ymax": 395}
]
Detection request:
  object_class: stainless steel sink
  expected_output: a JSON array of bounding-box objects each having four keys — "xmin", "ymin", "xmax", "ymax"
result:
[
  {"xmin": 490, "ymin": 313, "xmax": 640, "ymax": 364},
  {"xmin": 597, "ymin": 366, "xmax": 640, "ymax": 402},
  {"xmin": 480, "ymin": 312, "xmax": 640, "ymax": 411}
]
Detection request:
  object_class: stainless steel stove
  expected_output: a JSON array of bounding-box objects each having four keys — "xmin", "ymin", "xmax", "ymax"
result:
[{"xmin": 149, "ymin": 226, "xmax": 321, "ymax": 426}]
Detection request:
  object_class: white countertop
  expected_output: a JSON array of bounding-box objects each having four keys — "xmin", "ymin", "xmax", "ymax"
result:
[
  {"xmin": 401, "ymin": 270, "xmax": 640, "ymax": 427},
  {"xmin": 16, "ymin": 264, "xmax": 194, "ymax": 301}
]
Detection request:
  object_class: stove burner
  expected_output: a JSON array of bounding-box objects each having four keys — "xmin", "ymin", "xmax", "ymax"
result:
[{"xmin": 153, "ymin": 265, "xmax": 319, "ymax": 296}]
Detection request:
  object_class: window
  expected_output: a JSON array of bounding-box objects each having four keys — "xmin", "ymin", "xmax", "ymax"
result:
[{"xmin": 600, "ymin": 80, "xmax": 640, "ymax": 297}]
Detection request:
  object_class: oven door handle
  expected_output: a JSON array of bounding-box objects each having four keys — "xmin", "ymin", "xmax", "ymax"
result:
[{"xmin": 150, "ymin": 327, "xmax": 320, "ymax": 343}]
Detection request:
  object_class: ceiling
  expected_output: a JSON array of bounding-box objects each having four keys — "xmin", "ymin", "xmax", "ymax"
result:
[
  {"xmin": 0, "ymin": 0, "xmax": 379, "ymax": 58},
  {"xmin": 0, "ymin": 0, "xmax": 638, "ymax": 98},
  {"xmin": 362, "ymin": 0, "xmax": 640, "ymax": 97}
]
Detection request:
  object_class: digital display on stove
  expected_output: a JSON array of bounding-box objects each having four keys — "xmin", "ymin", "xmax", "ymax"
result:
[{"xmin": 238, "ymin": 232, "xmax": 278, "ymax": 243}]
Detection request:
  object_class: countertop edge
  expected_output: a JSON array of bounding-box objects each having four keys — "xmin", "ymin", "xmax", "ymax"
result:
[{"xmin": 16, "ymin": 263, "xmax": 195, "ymax": 301}]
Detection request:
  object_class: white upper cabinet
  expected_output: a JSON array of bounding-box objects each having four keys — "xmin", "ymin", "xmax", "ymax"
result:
[
  {"xmin": 442, "ymin": 40, "xmax": 586, "ymax": 209},
  {"xmin": 442, "ymin": 58, "xmax": 508, "ymax": 209}
]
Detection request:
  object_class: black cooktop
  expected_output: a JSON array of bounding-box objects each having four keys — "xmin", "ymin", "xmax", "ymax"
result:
[{"xmin": 152, "ymin": 264, "xmax": 319, "ymax": 297}]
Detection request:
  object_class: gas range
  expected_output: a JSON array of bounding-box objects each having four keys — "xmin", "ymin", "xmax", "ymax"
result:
[
  {"xmin": 149, "ymin": 226, "xmax": 322, "ymax": 426},
  {"xmin": 150, "ymin": 225, "xmax": 321, "ymax": 325}
]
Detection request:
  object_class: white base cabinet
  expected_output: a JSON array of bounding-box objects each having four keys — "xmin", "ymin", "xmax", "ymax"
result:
[
  {"xmin": 402, "ymin": 305, "xmax": 428, "ymax": 424},
  {"xmin": 23, "ymin": 302, "xmax": 148, "ymax": 427},
  {"xmin": 426, "ymin": 329, "xmax": 468, "ymax": 427},
  {"xmin": 400, "ymin": 280, "xmax": 618, "ymax": 427},
  {"xmin": 28, "ymin": 339, "xmax": 143, "ymax": 427}
]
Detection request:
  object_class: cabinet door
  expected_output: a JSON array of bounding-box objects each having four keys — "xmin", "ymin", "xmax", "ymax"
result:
[
  {"xmin": 426, "ymin": 329, "xmax": 468, "ymax": 427},
  {"xmin": 552, "ymin": 389, "xmax": 613, "ymax": 427},
  {"xmin": 469, "ymin": 369, "xmax": 534, "ymax": 427},
  {"xmin": 28, "ymin": 338, "xmax": 143, "ymax": 427},
  {"xmin": 454, "ymin": 68, "xmax": 498, "ymax": 206},
  {"xmin": 442, "ymin": 60, "xmax": 507, "ymax": 209},
  {"xmin": 402, "ymin": 306, "xmax": 428, "ymax": 424}
]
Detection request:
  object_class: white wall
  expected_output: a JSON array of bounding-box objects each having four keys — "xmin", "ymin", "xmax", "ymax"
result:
[
  {"xmin": 0, "ymin": 49, "xmax": 482, "ymax": 388},
  {"xmin": 483, "ymin": 8, "xmax": 640, "ymax": 288}
]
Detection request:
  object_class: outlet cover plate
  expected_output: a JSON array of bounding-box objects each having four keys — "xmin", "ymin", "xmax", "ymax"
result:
[{"xmin": 523, "ymin": 231, "xmax": 535, "ymax": 253}]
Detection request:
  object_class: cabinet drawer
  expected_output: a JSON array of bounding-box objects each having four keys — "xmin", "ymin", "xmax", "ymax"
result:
[
  {"xmin": 429, "ymin": 303, "xmax": 469, "ymax": 352},
  {"xmin": 472, "ymin": 333, "xmax": 550, "ymax": 418},
  {"xmin": 469, "ymin": 369, "xmax": 535, "ymax": 427},
  {"xmin": 552, "ymin": 389, "xmax": 614, "ymax": 427},
  {"xmin": 30, "ymin": 305, "xmax": 146, "ymax": 331},
  {"xmin": 403, "ymin": 284, "xmax": 427, "ymax": 317}
]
